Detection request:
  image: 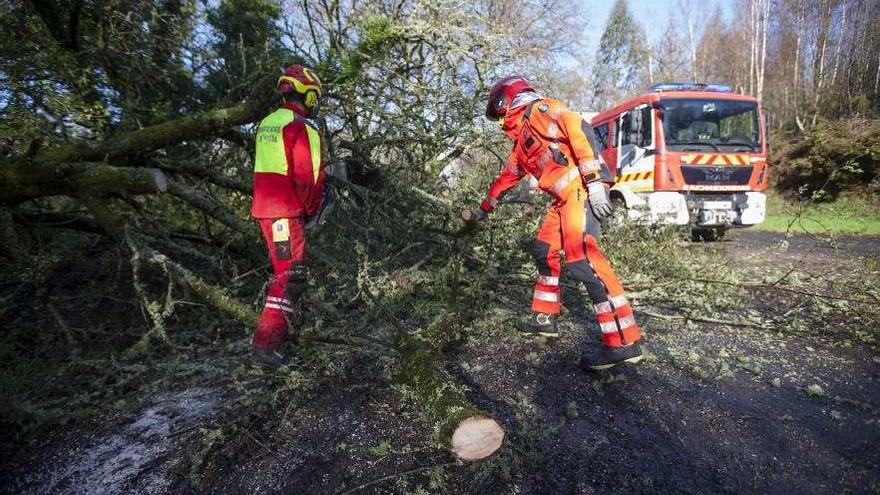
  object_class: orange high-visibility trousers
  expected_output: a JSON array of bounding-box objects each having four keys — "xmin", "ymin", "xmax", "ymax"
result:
[{"xmin": 530, "ymin": 185, "xmax": 641, "ymax": 348}]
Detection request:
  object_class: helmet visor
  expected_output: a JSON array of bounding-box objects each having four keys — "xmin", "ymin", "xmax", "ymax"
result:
[{"xmin": 485, "ymin": 93, "xmax": 507, "ymax": 120}]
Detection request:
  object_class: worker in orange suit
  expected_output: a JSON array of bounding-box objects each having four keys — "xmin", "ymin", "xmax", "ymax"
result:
[
  {"xmin": 464, "ymin": 76, "xmax": 643, "ymax": 370},
  {"xmin": 250, "ymin": 64, "xmax": 328, "ymax": 369}
]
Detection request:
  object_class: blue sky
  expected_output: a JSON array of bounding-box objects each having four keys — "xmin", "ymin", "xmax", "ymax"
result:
[{"xmin": 582, "ymin": 0, "xmax": 736, "ymax": 51}]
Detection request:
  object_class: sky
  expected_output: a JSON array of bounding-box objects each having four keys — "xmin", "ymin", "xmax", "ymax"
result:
[{"xmin": 582, "ymin": 0, "xmax": 737, "ymax": 52}]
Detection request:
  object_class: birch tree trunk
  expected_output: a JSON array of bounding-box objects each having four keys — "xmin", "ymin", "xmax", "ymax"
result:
[
  {"xmin": 812, "ymin": 0, "xmax": 833, "ymax": 125},
  {"xmin": 680, "ymin": 0, "xmax": 699, "ymax": 81},
  {"xmin": 749, "ymin": 0, "xmax": 756, "ymax": 95},
  {"xmin": 875, "ymin": 51, "xmax": 880, "ymax": 97},
  {"xmin": 830, "ymin": 4, "xmax": 846, "ymax": 89},
  {"xmin": 756, "ymin": 0, "xmax": 770, "ymax": 101}
]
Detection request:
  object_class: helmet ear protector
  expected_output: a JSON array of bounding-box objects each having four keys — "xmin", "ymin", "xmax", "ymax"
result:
[{"xmin": 304, "ymin": 89, "xmax": 318, "ymax": 109}]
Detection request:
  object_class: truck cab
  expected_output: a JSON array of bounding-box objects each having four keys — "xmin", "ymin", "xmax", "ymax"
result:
[{"xmin": 591, "ymin": 83, "xmax": 769, "ymax": 238}]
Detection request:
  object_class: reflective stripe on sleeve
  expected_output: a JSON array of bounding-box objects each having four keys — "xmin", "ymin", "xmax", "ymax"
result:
[
  {"xmin": 594, "ymin": 301, "xmax": 612, "ymax": 314},
  {"xmin": 486, "ymin": 196, "xmax": 498, "ymax": 208},
  {"xmin": 552, "ymin": 167, "xmax": 581, "ymax": 195},
  {"xmin": 536, "ymin": 275, "xmax": 559, "ymax": 286},
  {"xmin": 533, "ymin": 289, "xmax": 560, "ymax": 302},
  {"xmin": 578, "ymin": 159, "xmax": 601, "ymax": 175}
]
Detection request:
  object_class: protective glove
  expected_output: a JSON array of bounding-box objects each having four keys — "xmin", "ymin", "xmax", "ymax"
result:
[
  {"xmin": 586, "ymin": 180, "xmax": 613, "ymax": 220},
  {"xmin": 460, "ymin": 207, "xmax": 487, "ymax": 224}
]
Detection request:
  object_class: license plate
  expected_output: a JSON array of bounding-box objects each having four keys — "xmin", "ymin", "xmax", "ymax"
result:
[
  {"xmin": 701, "ymin": 201, "xmax": 733, "ymax": 210},
  {"xmin": 711, "ymin": 211, "xmax": 733, "ymax": 223},
  {"xmin": 699, "ymin": 209, "xmax": 733, "ymax": 224}
]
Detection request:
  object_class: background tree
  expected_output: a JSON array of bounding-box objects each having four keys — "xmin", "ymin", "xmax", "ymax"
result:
[
  {"xmin": 652, "ymin": 17, "xmax": 690, "ymax": 83},
  {"xmin": 590, "ymin": 0, "xmax": 648, "ymax": 109}
]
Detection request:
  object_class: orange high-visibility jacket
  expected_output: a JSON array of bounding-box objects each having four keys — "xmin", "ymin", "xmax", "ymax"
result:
[{"xmin": 480, "ymin": 98, "xmax": 610, "ymax": 213}]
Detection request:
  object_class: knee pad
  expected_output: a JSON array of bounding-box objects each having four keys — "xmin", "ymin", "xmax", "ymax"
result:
[
  {"xmin": 285, "ymin": 263, "xmax": 308, "ymax": 301},
  {"xmin": 568, "ymin": 260, "xmax": 607, "ymax": 303},
  {"xmin": 531, "ymin": 240, "xmax": 553, "ymax": 275}
]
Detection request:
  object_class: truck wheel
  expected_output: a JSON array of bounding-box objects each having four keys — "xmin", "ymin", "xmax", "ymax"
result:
[{"xmin": 691, "ymin": 227, "xmax": 726, "ymax": 242}]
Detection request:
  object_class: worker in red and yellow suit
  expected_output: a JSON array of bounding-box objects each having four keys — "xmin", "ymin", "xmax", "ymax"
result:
[
  {"xmin": 250, "ymin": 64, "xmax": 326, "ymax": 369},
  {"xmin": 464, "ymin": 76, "xmax": 643, "ymax": 370}
]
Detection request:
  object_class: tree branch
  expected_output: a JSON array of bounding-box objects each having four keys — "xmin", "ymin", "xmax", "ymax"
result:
[
  {"xmin": 0, "ymin": 161, "xmax": 167, "ymax": 204},
  {"xmin": 34, "ymin": 75, "xmax": 277, "ymax": 164}
]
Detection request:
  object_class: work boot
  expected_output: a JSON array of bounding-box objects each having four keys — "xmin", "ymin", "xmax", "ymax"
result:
[
  {"xmin": 517, "ymin": 312, "xmax": 560, "ymax": 338},
  {"xmin": 581, "ymin": 342, "xmax": 643, "ymax": 371},
  {"xmin": 251, "ymin": 347, "xmax": 294, "ymax": 370}
]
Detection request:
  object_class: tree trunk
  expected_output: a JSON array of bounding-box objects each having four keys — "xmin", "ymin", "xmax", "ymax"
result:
[
  {"xmin": 34, "ymin": 95, "xmax": 273, "ymax": 165},
  {"xmin": 757, "ymin": 0, "xmax": 769, "ymax": 101},
  {"xmin": 830, "ymin": 4, "xmax": 846, "ymax": 89},
  {"xmin": 874, "ymin": 51, "xmax": 880, "ymax": 97},
  {"xmin": 812, "ymin": 0, "xmax": 832, "ymax": 125},
  {"xmin": 793, "ymin": 1, "xmax": 803, "ymax": 129},
  {"xmin": 0, "ymin": 161, "xmax": 167, "ymax": 204},
  {"xmin": 352, "ymin": 269, "xmax": 505, "ymax": 462},
  {"xmin": 394, "ymin": 332, "xmax": 505, "ymax": 461},
  {"xmin": 1, "ymin": 75, "xmax": 274, "ymax": 205},
  {"xmin": 684, "ymin": 1, "xmax": 698, "ymax": 81},
  {"xmin": 166, "ymin": 180, "xmax": 256, "ymax": 235}
]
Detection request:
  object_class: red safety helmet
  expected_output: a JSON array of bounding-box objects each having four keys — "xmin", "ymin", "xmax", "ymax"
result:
[
  {"xmin": 485, "ymin": 75, "xmax": 535, "ymax": 120},
  {"xmin": 277, "ymin": 64, "xmax": 323, "ymax": 111}
]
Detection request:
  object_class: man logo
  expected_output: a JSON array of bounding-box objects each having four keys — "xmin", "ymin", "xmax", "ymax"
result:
[{"xmin": 706, "ymin": 167, "xmax": 732, "ymax": 182}]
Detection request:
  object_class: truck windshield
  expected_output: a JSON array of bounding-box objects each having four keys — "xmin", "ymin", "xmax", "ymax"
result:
[{"xmin": 660, "ymin": 99, "xmax": 761, "ymax": 152}]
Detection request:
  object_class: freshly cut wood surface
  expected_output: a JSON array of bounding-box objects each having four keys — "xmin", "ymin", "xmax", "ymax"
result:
[{"xmin": 450, "ymin": 415, "xmax": 505, "ymax": 461}]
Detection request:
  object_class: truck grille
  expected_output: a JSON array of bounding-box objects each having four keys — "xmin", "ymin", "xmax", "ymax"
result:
[{"xmin": 681, "ymin": 165, "xmax": 753, "ymax": 185}]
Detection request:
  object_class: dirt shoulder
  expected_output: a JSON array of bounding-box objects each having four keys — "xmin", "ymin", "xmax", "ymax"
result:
[{"xmin": 728, "ymin": 229, "xmax": 880, "ymax": 260}]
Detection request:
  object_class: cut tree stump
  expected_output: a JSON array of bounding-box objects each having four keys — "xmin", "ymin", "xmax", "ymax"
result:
[{"xmin": 450, "ymin": 416, "xmax": 506, "ymax": 461}]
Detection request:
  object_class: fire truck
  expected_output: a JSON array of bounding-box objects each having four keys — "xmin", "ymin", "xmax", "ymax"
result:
[{"xmin": 590, "ymin": 83, "xmax": 768, "ymax": 240}]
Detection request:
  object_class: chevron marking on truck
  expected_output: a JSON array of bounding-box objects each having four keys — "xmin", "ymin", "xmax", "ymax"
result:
[
  {"xmin": 680, "ymin": 154, "xmax": 749, "ymax": 165},
  {"xmin": 615, "ymin": 171, "xmax": 654, "ymax": 183}
]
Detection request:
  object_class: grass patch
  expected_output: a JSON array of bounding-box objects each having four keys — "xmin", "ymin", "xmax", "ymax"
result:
[{"xmin": 754, "ymin": 192, "xmax": 880, "ymax": 235}]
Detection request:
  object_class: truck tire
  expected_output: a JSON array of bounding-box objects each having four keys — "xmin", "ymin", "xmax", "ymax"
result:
[{"xmin": 691, "ymin": 227, "xmax": 726, "ymax": 242}]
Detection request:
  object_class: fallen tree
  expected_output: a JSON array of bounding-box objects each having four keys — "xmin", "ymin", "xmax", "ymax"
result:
[
  {"xmin": 0, "ymin": 74, "xmax": 275, "ymax": 206},
  {"xmin": 1, "ymin": 1, "xmax": 527, "ymax": 469},
  {"xmin": 0, "ymin": 161, "xmax": 167, "ymax": 204},
  {"xmin": 32, "ymin": 91, "xmax": 276, "ymax": 165},
  {"xmin": 12, "ymin": 85, "xmax": 507, "ymax": 462}
]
